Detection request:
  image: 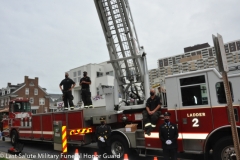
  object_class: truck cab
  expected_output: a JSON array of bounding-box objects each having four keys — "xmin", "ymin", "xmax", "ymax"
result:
[{"xmin": 2, "ymin": 98, "xmax": 32, "ymax": 144}]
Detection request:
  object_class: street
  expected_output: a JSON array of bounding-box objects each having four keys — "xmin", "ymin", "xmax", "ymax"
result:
[{"xmin": 0, "ymin": 138, "xmax": 208, "ymax": 160}]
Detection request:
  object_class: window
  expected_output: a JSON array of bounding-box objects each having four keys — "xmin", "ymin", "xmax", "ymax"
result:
[
  {"xmin": 172, "ymin": 57, "xmax": 176, "ymax": 64},
  {"xmin": 236, "ymin": 41, "xmax": 240, "ymax": 50},
  {"xmin": 229, "ymin": 42, "xmax": 236, "ymax": 52},
  {"xmin": 13, "ymin": 102, "xmax": 31, "ymax": 112},
  {"xmin": 7, "ymin": 89, "xmax": 10, "ymax": 94},
  {"xmin": 25, "ymin": 88, "xmax": 29, "ymax": 95},
  {"xmin": 29, "ymin": 81, "xmax": 34, "ymax": 86},
  {"xmin": 73, "ymin": 72, "xmax": 77, "ymax": 77},
  {"xmin": 180, "ymin": 75, "xmax": 209, "ymax": 106},
  {"xmin": 159, "ymin": 60, "xmax": 163, "ymax": 68},
  {"xmin": 74, "ymin": 78, "xmax": 77, "ymax": 82},
  {"xmin": 2, "ymin": 89, "xmax": 5, "ymax": 95},
  {"xmin": 30, "ymin": 97, "xmax": 34, "ymax": 104},
  {"xmin": 34, "ymin": 88, "xmax": 38, "ymax": 95},
  {"xmin": 32, "ymin": 110, "xmax": 37, "ymax": 114},
  {"xmin": 78, "ymin": 70, "xmax": 81, "ymax": 76},
  {"xmin": 106, "ymin": 71, "xmax": 114, "ymax": 76},
  {"xmin": 39, "ymin": 98, "xmax": 45, "ymax": 105},
  {"xmin": 78, "ymin": 77, "xmax": 81, "ymax": 82},
  {"xmin": 97, "ymin": 72, "xmax": 103, "ymax": 77},
  {"xmin": 209, "ymin": 49, "xmax": 213, "ymax": 56},
  {"xmin": 191, "ymin": 52, "xmax": 196, "ymax": 56},
  {"xmin": 164, "ymin": 59, "xmax": 168, "ymax": 66},
  {"xmin": 215, "ymin": 82, "xmax": 234, "ymax": 103}
]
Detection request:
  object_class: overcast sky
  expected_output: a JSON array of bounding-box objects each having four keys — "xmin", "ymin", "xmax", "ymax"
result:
[{"xmin": 0, "ymin": 0, "xmax": 239, "ymax": 93}]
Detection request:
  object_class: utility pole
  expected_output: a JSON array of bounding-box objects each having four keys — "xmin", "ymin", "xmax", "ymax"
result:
[{"xmin": 213, "ymin": 33, "xmax": 240, "ymax": 159}]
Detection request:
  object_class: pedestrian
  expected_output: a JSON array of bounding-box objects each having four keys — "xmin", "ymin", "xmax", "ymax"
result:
[
  {"xmin": 79, "ymin": 71, "xmax": 93, "ymax": 108},
  {"xmin": 159, "ymin": 112, "xmax": 178, "ymax": 160},
  {"xmin": 59, "ymin": 72, "xmax": 76, "ymax": 110},
  {"xmin": 142, "ymin": 88, "xmax": 161, "ymax": 136},
  {"xmin": 96, "ymin": 117, "xmax": 111, "ymax": 160}
]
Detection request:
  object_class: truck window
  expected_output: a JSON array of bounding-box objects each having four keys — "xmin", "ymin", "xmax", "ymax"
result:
[
  {"xmin": 180, "ymin": 75, "xmax": 209, "ymax": 106},
  {"xmin": 215, "ymin": 82, "xmax": 234, "ymax": 103},
  {"xmin": 13, "ymin": 102, "xmax": 31, "ymax": 112}
]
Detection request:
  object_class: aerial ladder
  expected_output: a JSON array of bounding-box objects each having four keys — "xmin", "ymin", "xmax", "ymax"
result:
[{"xmin": 94, "ymin": 0, "xmax": 150, "ymax": 111}]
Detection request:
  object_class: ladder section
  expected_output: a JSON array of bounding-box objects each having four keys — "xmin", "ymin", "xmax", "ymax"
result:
[{"xmin": 94, "ymin": 0, "xmax": 147, "ymax": 102}]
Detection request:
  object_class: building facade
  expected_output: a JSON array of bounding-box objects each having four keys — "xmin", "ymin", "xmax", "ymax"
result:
[
  {"xmin": 155, "ymin": 39, "xmax": 240, "ymax": 86},
  {"xmin": 0, "ymin": 76, "xmax": 50, "ymax": 114},
  {"xmin": 66, "ymin": 61, "xmax": 115, "ymax": 108}
]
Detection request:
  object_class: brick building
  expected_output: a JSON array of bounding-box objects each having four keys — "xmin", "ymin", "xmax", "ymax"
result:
[{"xmin": 0, "ymin": 76, "xmax": 50, "ymax": 114}]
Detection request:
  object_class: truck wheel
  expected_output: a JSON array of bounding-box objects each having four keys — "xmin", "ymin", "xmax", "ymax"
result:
[
  {"xmin": 11, "ymin": 130, "xmax": 19, "ymax": 146},
  {"xmin": 110, "ymin": 135, "xmax": 129, "ymax": 159},
  {"xmin": 213, "ymin": 136, "xmax": 236, "ymax": 160}
]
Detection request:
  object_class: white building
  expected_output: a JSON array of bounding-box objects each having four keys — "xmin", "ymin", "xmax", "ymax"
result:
[{"xmin": 67, "ymin": 61, "xmax": 115, "ymax": 107}]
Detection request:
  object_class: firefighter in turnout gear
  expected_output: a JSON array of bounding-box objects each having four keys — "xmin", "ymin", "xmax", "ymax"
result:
[
  {"xmin": 142, "ymin": 88, "xmax": 161, "ymax": 136},
  {"xmin": 80, "ymin": 71, "xmax": 93, "ymax": 108},
  {"xmin": 59, "ymin": 72, "xmax": 76, "ymax": 110},
  {"xmin": 96, "ymin": 117, "xmax": 111, "ymax": 160},
  {"xmin": 159, "ymin": 112, "xmax": 178, "ymax": 160}
]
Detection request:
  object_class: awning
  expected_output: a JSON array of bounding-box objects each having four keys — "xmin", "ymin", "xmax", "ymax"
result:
[
  {"xmin": 31, "ymin": 106, "xmax": 40, "ymax": 110},
  {"xmin": 49, "ymin": 106, "xmax": 58, "ymax": 109}
]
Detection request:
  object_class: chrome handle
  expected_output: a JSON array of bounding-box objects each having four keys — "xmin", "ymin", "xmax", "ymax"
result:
[{"xmin": 175, "ymin": 104, "xmax": 178, "ymax": 122}]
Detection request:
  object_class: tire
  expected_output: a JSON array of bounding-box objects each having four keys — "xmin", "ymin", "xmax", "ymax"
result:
[
  {"xmin": 213, "ymin": 136, "xmax": 236, "ymax": 160},
  {"xmin": 110, "ymin": 135, "xmax": 129, "ymax": 159},
  {"xmin": 11, "ymin": 130, "xmax": 19, "ymax": 146},
  {"xmin": 2, "ymin": 137, "xmax": 5, "ymax": 141}
]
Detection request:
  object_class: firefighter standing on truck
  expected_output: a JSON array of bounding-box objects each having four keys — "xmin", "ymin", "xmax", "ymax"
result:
[
  {"xmin": 142, "ymin": 88, "xmax": 161, "ymax": 136},
  {"xmin": 79, "ymin": 71, "xmax": 93, "ymax": 108},
  {"xmin": 159, "ymin": 112, "xmax": 178, "ymax": 160},
  {"xmin": 96, "ymin": 117, "xmax": 111, "ymax": 160},
  {"xmin": 59, "ymin": 72, "xmax": 76, "ymax": 110}
]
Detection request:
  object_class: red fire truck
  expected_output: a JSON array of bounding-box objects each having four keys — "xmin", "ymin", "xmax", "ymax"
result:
[{"xmin": 1, "ymin": 0, "xmax": 240, "ymax": 160}]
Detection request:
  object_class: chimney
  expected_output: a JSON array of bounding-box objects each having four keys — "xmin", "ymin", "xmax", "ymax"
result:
[
  {"xmin": 35, "ymin": 77, "xmax": 39, "ymax": 86},
  {"xmin": 24, "ymin": 76, "xmax": 28, "ymax": 83}
]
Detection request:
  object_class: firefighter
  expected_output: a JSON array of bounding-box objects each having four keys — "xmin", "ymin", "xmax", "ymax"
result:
[
  {"xmin": 96, "ymin": 117, "xmax": 111, "ymax": 160},
  {"xmin": 159, "ymin": 112, "xmax": 178, "ymax": 160},
  {"xmin": 142, "ymin": 88, "xmax": 161, "ymax": 136},
  {"xmin": 59, "ymin": 72, "xmax": 76, "ymax": 110},
  {"xmin": 79, "ymin": 71, "xmax": 93, "ymax": 108}
]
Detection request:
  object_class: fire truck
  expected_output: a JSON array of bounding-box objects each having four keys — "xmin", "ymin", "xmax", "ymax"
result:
[{"xmin": 1, "ymin": 0, "xmax": 240, "ymax": 160}]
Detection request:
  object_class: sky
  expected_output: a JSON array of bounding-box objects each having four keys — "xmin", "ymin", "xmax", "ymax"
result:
[{"xmin": 0, "ymin": 0, "xmax": 239, "ymax": 94}]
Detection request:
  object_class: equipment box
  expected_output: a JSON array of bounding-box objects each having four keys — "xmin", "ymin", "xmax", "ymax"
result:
[{"xmin": 125, "ymin": 124, "xmax": 138, "ymax": 132}]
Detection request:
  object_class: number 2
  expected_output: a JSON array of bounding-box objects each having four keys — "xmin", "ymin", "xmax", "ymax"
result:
[{"xmin": 192, "ymin": 118, "xmax": 199, "ymax": 127}]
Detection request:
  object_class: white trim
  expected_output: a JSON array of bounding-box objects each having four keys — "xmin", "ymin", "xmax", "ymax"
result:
[
  {"xmin": 182, "ymin": 133, "xmax": 208, "ymax": 139},
  {"xmin": 19, "ymin": 131, "xmax": 32, "ymax": 134},
  {"xmin": 38, "ymin": 85, "xmax": 49, "ymax": 95},
  {"xmin": 20, "ymin": 131, "xmax": 54, "ymax": 134},
  {"xmin": 31, "ymin": 106, "xmax": 39, "ymax": 110},
  {"xmin": 43, "ymin": 131, "xmax": 53, "ymax": 134},
  {"xmin": 144, "ymin": 132, "xmax": 208, "ymax": 140},
  {"xmin": 12, "ymin": 84, "xmax": 26, "ymax": 94},
  {"xmin": 33, "ymin": 131, "xmax": 41, "ymax": 134}
]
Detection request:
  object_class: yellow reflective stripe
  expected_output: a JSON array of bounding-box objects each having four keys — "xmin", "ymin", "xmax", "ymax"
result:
[{"xmin": 145, "ymin": 123, "xmax": 151, "ymax": 127}]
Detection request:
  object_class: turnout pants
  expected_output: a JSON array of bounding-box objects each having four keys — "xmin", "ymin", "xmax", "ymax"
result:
[
  {"xmin": 81, "ymin": 89, "xmax": 93, "ymax": 107},
  {"xmin": 142, "ymin": 110, "xmax": 160, "ymax": 129},
  {"xmin": 63, "ymin": 91, "xmax": 74, "ymax": 109},
  {"xmin": 163, "ymin": 149, "xmax": 177, "ymax": 160}
]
